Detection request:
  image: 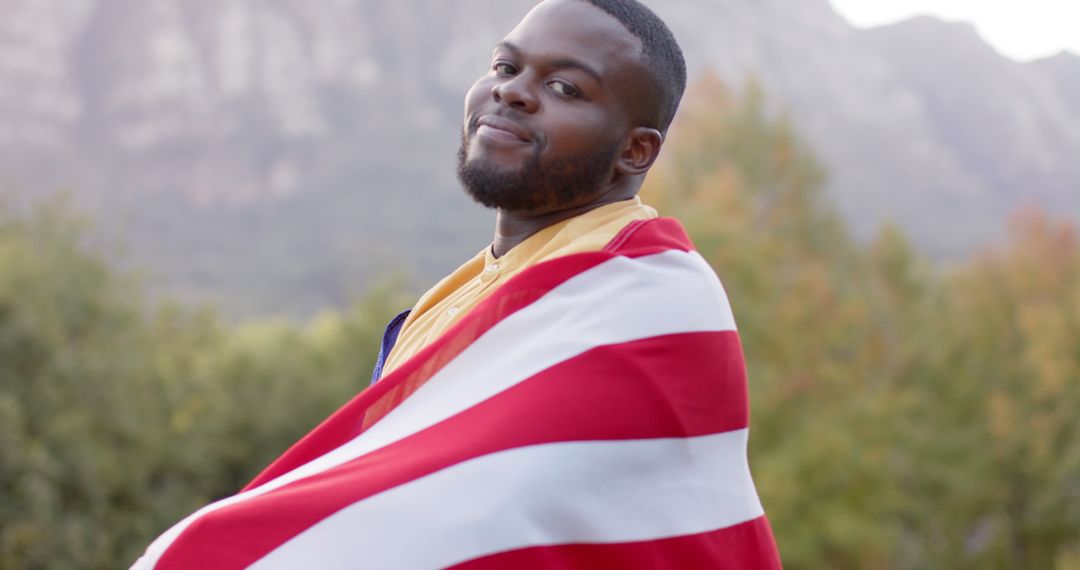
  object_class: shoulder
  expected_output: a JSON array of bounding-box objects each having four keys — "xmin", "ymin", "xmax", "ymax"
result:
[{"xmin": 603, "ymin": 217, "xmax": 695, "ymax": 257}]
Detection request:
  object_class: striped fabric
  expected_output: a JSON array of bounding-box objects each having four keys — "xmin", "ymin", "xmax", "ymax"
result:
[{"xmin": 132, "ymin": 218, "xmax": 782, "ymax": 569}]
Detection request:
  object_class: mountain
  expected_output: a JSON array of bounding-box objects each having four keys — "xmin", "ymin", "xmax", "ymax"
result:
[
  {"xmin": 857, "ymin": 17, "xmax": 1080, "ymax": 234},
  {"xmin": 1030, "ymin": 51, "xmax": 1080, "ymax": 122},
  {"xmin": 1, "ymin": 0, "xmax": 1077, "ymax": 317}
]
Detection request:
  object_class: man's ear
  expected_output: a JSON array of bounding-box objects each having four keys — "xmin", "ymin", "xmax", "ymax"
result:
[{"xmin": 614, "ymin": 127, "xmax": 664, "ymax": 176}]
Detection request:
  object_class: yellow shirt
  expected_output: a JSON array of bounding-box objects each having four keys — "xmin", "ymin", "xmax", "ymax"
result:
[{"xmin": 382, "ymin": 197, "xmax": 658, "ymax": 375}]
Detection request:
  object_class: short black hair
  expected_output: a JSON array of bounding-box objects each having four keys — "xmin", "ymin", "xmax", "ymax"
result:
[{"xmin": 577, "ymin": 0, "xmax": 687, "ymax": 133}]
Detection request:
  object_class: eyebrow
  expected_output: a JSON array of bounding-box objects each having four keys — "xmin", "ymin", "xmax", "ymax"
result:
[{"xmin": 495, "ymin": 41, "xmax": 605, "ymax": 86}]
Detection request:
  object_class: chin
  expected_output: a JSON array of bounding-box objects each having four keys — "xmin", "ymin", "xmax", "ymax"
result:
[{"xmin": 464, "ymin": 151, "xmax": 527, "ymax": 177}]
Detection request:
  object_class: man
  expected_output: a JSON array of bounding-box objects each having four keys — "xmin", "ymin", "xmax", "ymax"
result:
[{"xmin": 133, "ymin": 1, "xmax": 781, "ymax": 568}]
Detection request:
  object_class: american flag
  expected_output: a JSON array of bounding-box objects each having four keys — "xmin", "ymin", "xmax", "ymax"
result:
[{"xmin": 133, "ymin": 218, "xmax": 782, "ymax": 569}]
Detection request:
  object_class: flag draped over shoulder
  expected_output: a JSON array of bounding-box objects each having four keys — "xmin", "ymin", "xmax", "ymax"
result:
[{"xmin": 132, "ymin": 218, "xmax": 782, "ymax": 569}]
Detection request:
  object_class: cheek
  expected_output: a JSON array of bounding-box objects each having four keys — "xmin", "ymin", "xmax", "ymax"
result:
[
  {"xmin": 463, "ymin": 77, "xmax": 491, "ymax": 118},
  {"xmin": 546, "ymin": 113, "xmax": 616, "ymax": 154}
]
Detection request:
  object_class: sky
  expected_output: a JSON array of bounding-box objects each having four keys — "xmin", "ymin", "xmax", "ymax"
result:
[{"xmin": 829, "ymin": 0, "xmax": 1080, "ymax": 61}]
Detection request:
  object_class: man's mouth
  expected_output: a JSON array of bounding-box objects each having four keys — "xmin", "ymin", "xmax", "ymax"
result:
[{"xmin": 476, "ymin": 115, "xmax": 532, "ymax": 143}]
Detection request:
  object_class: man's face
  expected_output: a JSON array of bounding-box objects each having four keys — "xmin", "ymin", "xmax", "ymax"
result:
[{"xmin": 457, "ymin": 0, "xmax": 647, "ymax": 213}]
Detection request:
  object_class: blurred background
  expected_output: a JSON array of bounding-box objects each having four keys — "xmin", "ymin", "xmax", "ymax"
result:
[{"xmin": 1, "ymin": 0, "xmax": 1077, "ymax": 568}]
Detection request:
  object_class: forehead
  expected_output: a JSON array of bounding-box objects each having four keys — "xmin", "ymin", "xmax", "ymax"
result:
[{"xmin": 501, "ymin": 0, "xmax": 645, "ymax": 81}]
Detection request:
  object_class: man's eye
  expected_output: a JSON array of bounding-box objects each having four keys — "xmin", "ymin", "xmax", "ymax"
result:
[
  {"xmin": 493, "ymin": 63, "xmax": 517, "ymax": 75},
  {"xmin": 549, "ymin": 80, "xmax": 579, "ymax": 98}
]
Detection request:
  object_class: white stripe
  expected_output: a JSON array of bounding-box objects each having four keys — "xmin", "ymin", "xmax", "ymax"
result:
[
  {"xmin": 133, "ymin": 250, "xmax": 736, "ymax": 568},
  {"xmin": 253, "ymin": 429, "xmax": 764, "ymax": 569}
]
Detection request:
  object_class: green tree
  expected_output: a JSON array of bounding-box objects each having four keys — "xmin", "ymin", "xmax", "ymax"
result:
[
  {"xmin": 0, "ymin": 198, "xmax": 401, "ymax": 568},
  {"xmin": 899, "ymin": 210, "xmax": 1080, "ymax": 569}
]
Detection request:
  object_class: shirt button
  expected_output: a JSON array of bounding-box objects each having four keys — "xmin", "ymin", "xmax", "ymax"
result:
[{"xmin": 447, "ymin": 307, "xmax": 460, "ymax": 317}]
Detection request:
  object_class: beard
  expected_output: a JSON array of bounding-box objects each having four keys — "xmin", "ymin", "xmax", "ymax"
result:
[{"xmin": 456, "ymin": 127, "xmax": 621, "ymax": 212}]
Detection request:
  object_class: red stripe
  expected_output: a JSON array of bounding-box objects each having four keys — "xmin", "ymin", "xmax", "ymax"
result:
[
  {"xmin": 449, "ymin": 516, "xmax": 782, "ymax": 570},
  {"xmin": 155, "ymin": 331, "xmax": 748, "ymax": 569},
  {"xmin": 243, "ymin": 221, "xmax": 696, "ymax": 490},
  {"xmin": 604, "ymin": 217, "xmax": 695, "ymax": 256}
]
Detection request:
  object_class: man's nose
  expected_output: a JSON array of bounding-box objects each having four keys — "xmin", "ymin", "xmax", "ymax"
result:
[{"xmin": 491, "ymin": 75, "xmax": 539, "ymax": 112}]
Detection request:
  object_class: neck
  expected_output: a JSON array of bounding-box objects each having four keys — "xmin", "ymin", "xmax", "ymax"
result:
[{"xmin": 491, "ymin": 185, "xmax": 637, "ymax": 258}]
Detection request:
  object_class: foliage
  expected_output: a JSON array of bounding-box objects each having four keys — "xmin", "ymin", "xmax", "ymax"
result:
[
  {"xmin": 643, "ymin": 75, "xmax": 1080, "ymax": 569},
  {"xmin": 901, "ymin": 211, "xmax": 1080, "ymax": 569},
  {"xmin": 0, "ymin": 200, "xmax": 402, "ymax": 568}
]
